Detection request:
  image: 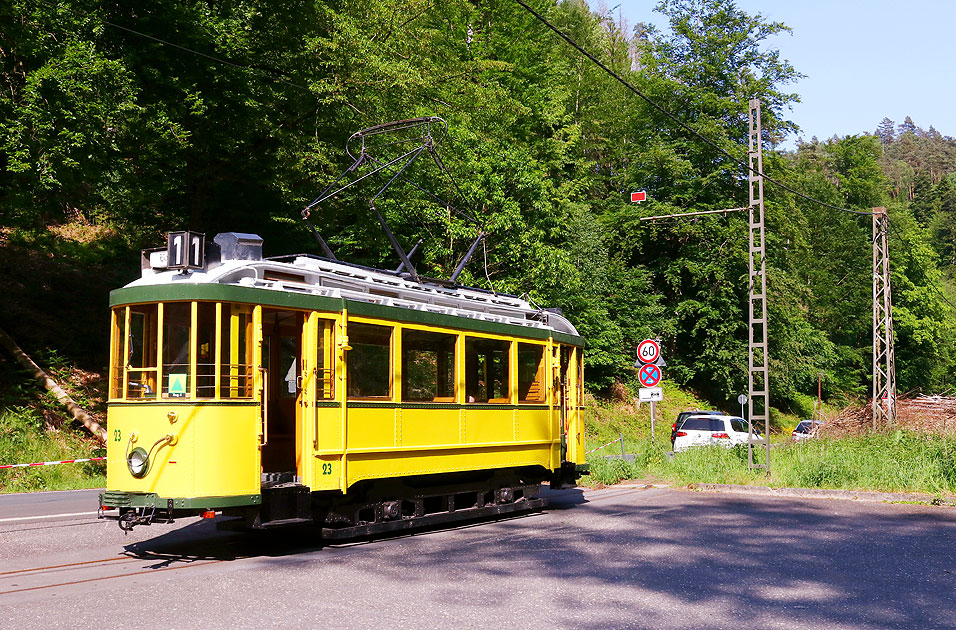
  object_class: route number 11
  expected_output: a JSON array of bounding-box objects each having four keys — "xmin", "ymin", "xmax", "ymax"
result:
[{"xmin": 167, "ymin": 231, "xmax": 205, "ymax": 270}]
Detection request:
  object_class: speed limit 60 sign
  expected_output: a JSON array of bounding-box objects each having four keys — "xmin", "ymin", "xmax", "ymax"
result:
[{"xmin": 637, "ymin": 339, "xmax": 660, "ymax": 364}]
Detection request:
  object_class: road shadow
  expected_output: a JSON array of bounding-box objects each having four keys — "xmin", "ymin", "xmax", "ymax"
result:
[
  {"xmin": 121, "ymin": 518, "xmax": 325, "ymax": 566},
  {"xmin": 241, "ymin": 487, "xmax": 956, "ymax": 630},
  {"xmin": 119, "ymin": 496, "xmax": 566, "ymax": 565}
]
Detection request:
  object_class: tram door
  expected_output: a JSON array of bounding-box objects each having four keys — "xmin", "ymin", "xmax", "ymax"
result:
[
  {"xmin": 555, "ymin": 345, "xmax": 572, "ymax": 461},
  {"xmin": 261, "ymin": 309, "xmax": 303, "ymax": 476}
]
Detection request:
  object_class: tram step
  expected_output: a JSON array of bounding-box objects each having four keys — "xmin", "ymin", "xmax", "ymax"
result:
[
  {"xmin": 259, "ymin": 483, "xmax": 312, "ymax": 525},
  {"xmin": 261, "ymin": 471, "xmax": 299, "ymax": 486}
]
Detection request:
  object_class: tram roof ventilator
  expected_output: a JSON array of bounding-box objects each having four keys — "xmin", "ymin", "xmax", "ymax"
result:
[{"xmin": 136, "ymin": 229, "xmax": 578, "ymax": 337}]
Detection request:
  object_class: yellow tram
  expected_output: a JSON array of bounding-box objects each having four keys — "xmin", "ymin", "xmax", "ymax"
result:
[{"xmin": 100, "ymin": 232, "xmax": 586, "ymax": 535}]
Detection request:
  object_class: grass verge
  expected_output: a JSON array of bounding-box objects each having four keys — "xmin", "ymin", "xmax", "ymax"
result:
[
  {"xmin": 0, "ymin": 407, "xmax": 106, "ymax": 494},
  {"xmin": 585, "ymin": 397, "xmax": 956, "ymax": 496},
  {"xmin": 0, "ymin": 343, "xmax": 107, "ymax": 493}
]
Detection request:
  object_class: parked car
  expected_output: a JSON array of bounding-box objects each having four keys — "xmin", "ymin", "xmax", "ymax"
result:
[
  {"xmin": 670, "ymin": 410, "xmax": 724, "ymax": 446},
  {"xmin": 792, "ymin": 419, "xmax": 824, "ymax": 440},
  {"xmin": 673, "ymin": 414, "xmax": 758, "ymax": 452}
]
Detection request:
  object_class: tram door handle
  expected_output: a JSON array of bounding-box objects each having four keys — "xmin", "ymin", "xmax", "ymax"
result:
[{"xmin": 259, "ymin": 368, "xmax": 269, "ymax": 446}]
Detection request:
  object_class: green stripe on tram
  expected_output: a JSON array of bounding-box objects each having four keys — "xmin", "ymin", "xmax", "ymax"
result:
[{"xmin": 110, "ymin": 284, "xmax": 584, "ymax": 346}]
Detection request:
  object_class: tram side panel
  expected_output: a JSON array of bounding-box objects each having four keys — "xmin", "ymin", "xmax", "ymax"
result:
[
  {"xmin": 309, "ymin": 316, "xmax": 564, "ymax": 490},
  {"xmin": 341, "ymin": 407, "xmax": 555, "ymax": 487}
]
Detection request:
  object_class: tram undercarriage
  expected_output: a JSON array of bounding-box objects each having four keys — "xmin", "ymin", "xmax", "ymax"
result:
[{"xmin": 101, "ymin": 466, "xmax": 565, "ymax": 538}]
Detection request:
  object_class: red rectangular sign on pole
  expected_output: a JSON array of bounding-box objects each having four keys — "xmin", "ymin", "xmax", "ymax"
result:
[{"xmin": 631, "ymin": 190, "xmax": 646, "ymax": 203}]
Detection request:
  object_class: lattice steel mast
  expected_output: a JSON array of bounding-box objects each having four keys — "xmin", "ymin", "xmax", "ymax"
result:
[
  {"xmin": 872, "ymin": 206, "xmax": 897, "ymax": 427},
  {"xmin": 747, "ymin": 99, "xmax": 771, "ymax": 470}
]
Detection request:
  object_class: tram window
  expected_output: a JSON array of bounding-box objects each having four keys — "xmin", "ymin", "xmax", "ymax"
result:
[
  {"xmin": 517, "ymin": 343, "xmax": 545, "ymax": 403},
  {"xmin": 111, "ymin": 308, "xmax": 124, "ymax": 398},
  {"xmin": 465, "ymin": 337, "xmax": 510, "ymax": 403},
  {"xmin": 347, "ymin": 323, "xmax": 392, "ymax": 399},
  {"xmin": 402, "ymin": 329, "xmax": 455, "ymax": 402},
  {"xmin": 219, "ymin": 304, "xmax": 254, "ymax": 398},
  {"xmin": 316, "ymin": 319, "xmax": 334, "ymax": 400},
  {"xmin": 124, "ymin": 305, "xmax": 158, "ymax": 399},
  {"xmin": 280, "ymin": 335, "xmax": 298, "ymax": 398},
  {"xmin": 196, "ymin": 302, "xmax": 216, "ymax": 398},
  {"xmin": 163, "ymin": 302, "xmax": 191, "ymax": 398},
  {"xmin": 578, "ymin": 350, "xmax": 585, "ymax": 404}
]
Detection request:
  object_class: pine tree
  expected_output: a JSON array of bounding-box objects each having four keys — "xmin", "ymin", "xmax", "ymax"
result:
[
  {"xmin": 876, "ymin": 117, "xmax": 895, "ymax": 144},
  {"xmin": 898, "ymin": 115, "xmax": 918, "ymax": 136},
  {"xmin": 931, "ymin": 176, "xmax": 956, "ymax": 266},
  {"xmin": 911, "ymin": 172, "xmax": 938, "ymax": 225}
]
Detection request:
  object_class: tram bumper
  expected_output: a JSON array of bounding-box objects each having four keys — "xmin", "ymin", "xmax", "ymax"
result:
[{"xmin": 98, "ymin": 490, "xmax": 262, "ymax": 532}]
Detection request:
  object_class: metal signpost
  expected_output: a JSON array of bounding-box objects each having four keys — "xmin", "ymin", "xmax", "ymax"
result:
[{"xmin": 636, "ymin": 339, "xmax": 663, "ymax": 443}]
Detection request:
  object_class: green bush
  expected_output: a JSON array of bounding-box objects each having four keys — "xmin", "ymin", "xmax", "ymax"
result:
[{"xmin": 0, "ymin": 407, "xmax": 106, "ymax": 493}]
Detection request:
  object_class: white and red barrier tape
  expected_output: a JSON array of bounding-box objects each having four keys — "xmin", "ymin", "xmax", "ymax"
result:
[
  {"xmin": 0, "ymin": 457, "xmax": 106, "ymax": 470},
  {"xmin": 585, "ymin": 437, "xmax": 622, "ymax": 455}
]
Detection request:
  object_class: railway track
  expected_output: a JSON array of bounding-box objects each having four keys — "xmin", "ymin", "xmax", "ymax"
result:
[
  {"xmin": 0, "ymin": 486, "xmax": 605, "ymax": 599},
  {"xmin": 0, "ymin": 549, "xmax": 230, "ymax": 596}
]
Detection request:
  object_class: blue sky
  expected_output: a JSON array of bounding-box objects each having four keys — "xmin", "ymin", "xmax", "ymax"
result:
[{"xmin": 588, "ymin": 1, "xmax": 956, "ymax": 148}]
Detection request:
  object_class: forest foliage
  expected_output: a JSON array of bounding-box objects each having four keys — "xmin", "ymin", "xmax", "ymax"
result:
[{"xmin": 2, "ymin": 0, "xmax": 956, "ymax": 413}]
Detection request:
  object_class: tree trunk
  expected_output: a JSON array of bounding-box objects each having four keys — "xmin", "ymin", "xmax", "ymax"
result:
[{"xmin": 0, "ymin": 327, "xmax": 107, "ymax": 444}]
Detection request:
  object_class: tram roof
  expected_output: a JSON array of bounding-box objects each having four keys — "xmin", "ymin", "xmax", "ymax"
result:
[{"xmin": 115, "ymin": 233, "xmax": 581, "ymax": 344}]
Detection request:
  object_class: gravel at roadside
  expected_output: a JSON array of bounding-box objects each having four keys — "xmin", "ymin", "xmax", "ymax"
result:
[{"xmin": 684, "ymin": 482, "xmax": 956, "ymax": 507}]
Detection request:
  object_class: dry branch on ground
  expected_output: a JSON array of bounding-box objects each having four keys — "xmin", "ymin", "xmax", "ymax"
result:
[
  {"xmin": 824, "ymin": 395, "xmax": 956, "ymax": 437},
  {"xmin": 0, "ymin": 327, "xmax": 107, "ymax": 444}
]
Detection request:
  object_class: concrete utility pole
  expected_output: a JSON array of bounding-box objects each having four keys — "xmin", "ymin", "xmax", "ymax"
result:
[
  {"xmin": 872, "ymin": 207, "xmax": 897, "ymax": 427},
  {"xmin": 747, "ymin": 99, "xmax": 771, "ymax": 471}
]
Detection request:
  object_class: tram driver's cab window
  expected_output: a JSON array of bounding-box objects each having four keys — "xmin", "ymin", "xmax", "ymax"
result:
[
  {"xmin": 162, "ymin": 302, "xmax": 191, "ymax": 398},
  {"xmin": 196, "ymin": 302, "xmax": 217, "ymax": 398},
  {"xmin": 347, "ymin": 323, "xmax": 392, "ymax": 399},
  {"xmin": 465, "ymin": 337, "xmax": 510, "ymax": 403},
  {"xmin": 219, "ymin": 304, "xmax": 254, "ymax": 398},
  {"xmin": 115, "ymin": 304, "xmax": 159, "ymax": 399},
  {"xmin": 315, "ymin": 319, "xmax": 334, "ymax": 400},
  {"xmin": 402, "ymin": 329, "xmax": 455, "ymax": 402}
]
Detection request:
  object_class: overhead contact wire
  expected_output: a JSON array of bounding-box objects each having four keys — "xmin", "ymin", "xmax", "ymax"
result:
[{"xmin": 886, "ymin": 223, "xmax": 956, "ymax": 314}]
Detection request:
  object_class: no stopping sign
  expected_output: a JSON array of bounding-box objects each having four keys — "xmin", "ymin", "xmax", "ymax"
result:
[{"xmin": 639, "ymin": 364, "xmax": 662, "ymax": 387}]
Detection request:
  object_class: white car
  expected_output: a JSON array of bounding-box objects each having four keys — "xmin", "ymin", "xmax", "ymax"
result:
[
  {"xmin": 792, "ymin": 420, "xmax": 824, "ymax": 441},
  {"xmin": 673, "ymin": 414, "xmax": 757, "ymax": 452}
]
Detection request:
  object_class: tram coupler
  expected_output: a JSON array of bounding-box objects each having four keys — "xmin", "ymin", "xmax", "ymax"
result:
[{"xmin": 103, "ymin": 502, "xmax": 175, "ymax": 534}]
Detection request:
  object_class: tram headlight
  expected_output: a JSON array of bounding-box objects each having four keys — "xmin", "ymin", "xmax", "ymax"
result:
[{"xmin": 127, "ymin": 447, "xmax": 150, "ymax": 478}]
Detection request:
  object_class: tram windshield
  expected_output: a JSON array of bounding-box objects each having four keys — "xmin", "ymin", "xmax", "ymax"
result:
[{"xmin": 111, "ymin": 302, "xmax": 254, "ymax": 400}]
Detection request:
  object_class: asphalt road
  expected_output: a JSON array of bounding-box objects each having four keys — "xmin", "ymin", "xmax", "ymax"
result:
[
  {"xmin": 0, "ymin": 488, "xmax": 102, "ymax": 522},
  {"xmin": 2, "ymin": 485, "xmax": 955, "ymax": 629}
]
